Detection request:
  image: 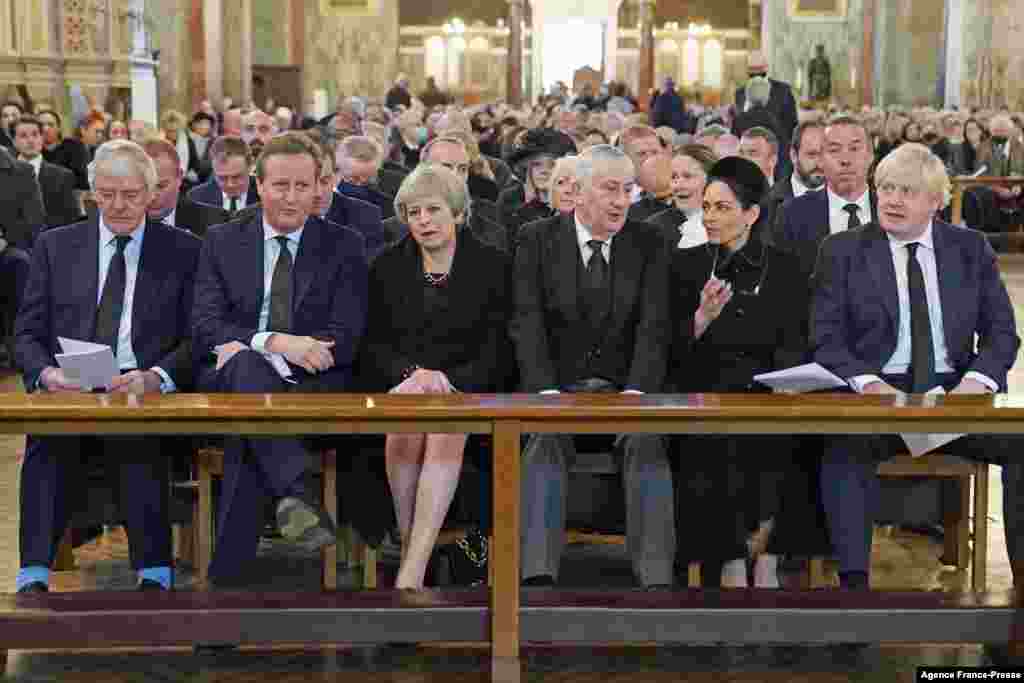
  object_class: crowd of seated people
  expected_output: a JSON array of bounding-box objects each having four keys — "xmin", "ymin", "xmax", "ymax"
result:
[{"xmin": 3, "ymin": 81, "xmax": 1024, "ymax": 600}]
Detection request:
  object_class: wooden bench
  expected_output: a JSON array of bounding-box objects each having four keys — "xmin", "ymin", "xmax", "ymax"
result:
[{"xmin": 0, "ymin": 392, "xmax": 1022, "ymax": 683}]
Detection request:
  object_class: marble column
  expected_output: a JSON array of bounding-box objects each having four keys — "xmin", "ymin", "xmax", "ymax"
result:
[
  {"xmin": 636, "ymin": 0, "xmax": 654, "ymax": 110},
  {"xmin": 190, "ymin": 0, "xmax": 224, "ymax": 110},
  {"xmin": 222, "ymin": 0, "xmax": 252, "ymax": 106},
  {"xmin": 128, "ymin": 0, "xmax": 158, "ymax": 126},
  {"xmin": 943, "ymin": 0, "xmax": 963, "ymax": 108},
  {"xmin": 507, "ymin": 0, "xmax": 524, "ymax": 106},
  {"xmin": 861, "ymin": 0, "xmax": 876, "ymax": 106}
]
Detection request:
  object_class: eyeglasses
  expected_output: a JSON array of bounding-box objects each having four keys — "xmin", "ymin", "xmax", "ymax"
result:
[{"xmin": 708, "ymin": 243, "xmax": 770, "ymax": 297}]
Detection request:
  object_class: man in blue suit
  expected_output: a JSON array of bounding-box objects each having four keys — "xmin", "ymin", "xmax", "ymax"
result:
[
  {"xmin": 192, "ymin": 132, "xmax": 368, "ymax": 585},
  {"xmin": 773, "ymin": 115, "xmax": 876, "ymax": 277},
  {"xmin": 186, "ymin": 135, "xmax": 260, "ymax": 217},
  {"xmin": 812, "ymin": 142, "xmax": 1024, "ymax": 589},
  {"xmin": 14, "ymin": 139, "xmax": 201, "ymax": 592},
  {"xmin": 324, "ymin": 176, "xmax": 386, "ymax": 261}
]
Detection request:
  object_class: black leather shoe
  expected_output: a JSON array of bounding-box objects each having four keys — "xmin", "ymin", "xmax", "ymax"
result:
[
  {"xmin": 137, "ymin": 578, "xmax": 168, "ymax": 591},
  {"xmin": 16, "ymin": 581, "xmax": 48, "ymax": 594},
  {"xmin": 276, "ymin": 496, "xmax": 337, "ymax": 553},
  {"xmin": 522, "ymin": 574, "xmax": 555, "ymax": 587}
]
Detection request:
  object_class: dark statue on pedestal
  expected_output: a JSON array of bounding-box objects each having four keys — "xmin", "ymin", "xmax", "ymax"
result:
[{"xmin": 808, "ymin": 44, "xmax": 832, "ymax": 101}]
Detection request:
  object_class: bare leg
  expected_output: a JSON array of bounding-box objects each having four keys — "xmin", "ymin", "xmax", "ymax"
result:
[
  {"xmin": 385, "ymin": 433, "xmax": 427, "ymax": 568},
  {"xmin": 396, "ymin": 433, "xmax": 468, "ymax": 589}
]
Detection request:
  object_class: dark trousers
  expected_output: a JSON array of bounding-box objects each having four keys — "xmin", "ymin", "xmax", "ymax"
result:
[
  {"xmin": 198, "ymin": 350, "xmax": 341, "ymax": 583},
  {"xmin": 821, "ymin": 372, "xmax": 1024, "ymax": 575},
  {"xmin": 19, "ymin": 434, "xmax": 171, "ymax": 570},
  {"xmin": 0, "ymin": 247, "xmax": 30, "ymax": 340}
]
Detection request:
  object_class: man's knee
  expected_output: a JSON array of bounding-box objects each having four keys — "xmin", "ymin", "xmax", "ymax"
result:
[
  {"xmin": 619, "ymin": 434, "xmax": 669, "ymax": 467},
  {"xmin": 219, "ymin": 349, "xmax": 283, "ymax": 392},
  {"xmin": 522, "ymin": 434, "xmax": 571, "ymax": 468}
]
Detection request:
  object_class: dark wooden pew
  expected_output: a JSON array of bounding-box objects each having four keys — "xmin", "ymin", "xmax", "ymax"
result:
[{"xmin": 0, "ymin": 392, "xmax": 1022, "ymax": 682}]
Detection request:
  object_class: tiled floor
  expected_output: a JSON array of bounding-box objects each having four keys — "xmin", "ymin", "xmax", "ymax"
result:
[{"xmin": 4, "ymin": 256, "xmax": 1024, "ymax": 681}]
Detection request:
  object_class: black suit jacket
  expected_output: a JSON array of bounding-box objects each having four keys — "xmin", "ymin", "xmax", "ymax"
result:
[
  {"xmin": 510, "ymin": 214, "xmax": 670, "ymax": 393},
  {"xmin": 191, "ymin": 214, "xmax": 369, "ymax": 389},
  {"xmin": 773, "ymin": 187, "xmax": 878, "ymax": 277},
  {"xmin": 811, "ymin": 220, "xmax": 1019, "ymax": 390},
  {"xmin": 325, "ymin": 190, "xmax": 386, "ymax": 260},
  {"xmin": 359, "ymin": 231, "xmax": 512, "ymax": 392},
  {"xmin": 757, "ymin": 177, "xmax": 796, "ymax": 245},
  {"xmin": 376, "ymin": 161, "xmax": 409, "ymax": 198},
  {"xmin": 186, "ymin": 176, "xmax": 261, "ymax": 210},
  {"xmin": 0, "ymin": 147, "xmax": 46, "ymax": 249},
  {"xmin": 168, "ymin": 195, "xmax": 231, "ymax": 238},
  {"xmin": 14, "ymin": 218, "xmax": 202, "ymax": 391},
  {"xmin": 37, "ymin": 160, "xmax": 82, "ymax": 229},
  {"xmin": 646, "ymin": 206, "xmax": 689, "ymax": 246},
  {"xmin": 735, "ymin": 78, "xmax": 798, "ymax": 144},
  {"xmin": 382, "ymin": 205, "xmax": 507, "ymax": 253},
  {"xmin": 627, "ymin": 195, "xmax": 673, "ymax": 224}
]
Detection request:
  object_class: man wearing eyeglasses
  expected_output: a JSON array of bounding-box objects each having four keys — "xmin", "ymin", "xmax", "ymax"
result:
[{"xmin": 812, "ymin": 142, "xmax": 1024, "ymax": 591}]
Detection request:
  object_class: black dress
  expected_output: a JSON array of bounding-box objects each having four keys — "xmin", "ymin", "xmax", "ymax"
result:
[{"xmin": 669, "ymin": 234, "xmax": 827, "ymax": 569}]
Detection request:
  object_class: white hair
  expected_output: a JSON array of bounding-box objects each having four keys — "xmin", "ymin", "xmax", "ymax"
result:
[
  {"xmin": 88, "ymin": 139, "xmax": 157, "ymax": 192},
  {"xmin": 575, "ymin": 144, "xmax": 635, "ymax": 191}
]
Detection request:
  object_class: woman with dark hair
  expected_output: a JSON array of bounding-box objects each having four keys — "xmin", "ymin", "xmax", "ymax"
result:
[
  {"xmin": 960, "ymin": 117, "xmax": 989, "ymax": 174},
  {"xmin": 669, "ymin": 156, "xmax": 810, "ymax": 589},
  {"xmin": 901, "ymin": 120, "xmax": 923, "ymax": 145},
  {"xmin": 359, "ymin": 164, "xmax": 512, "ymax": 589}
]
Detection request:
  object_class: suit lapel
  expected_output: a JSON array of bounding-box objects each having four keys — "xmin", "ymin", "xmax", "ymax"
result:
[
  {"xmin": 75, "ymin": 221, "xmax": 102, "ymax": 341},
  {"xmin": 237, "ymin": 217, "xmax": 266, "ymax": 323},
  {"xmin": 813, "ymin": 189, "xmax": 831, "ymax": 244},
  {"xmin": 931, "ymin": 221, "xmax": 960, "ymax": 352},
  {"xmin": 609, "ymin": 224, "xmax": 642, "ymax": 330},
  {"xmin": 863, "ymin": 224, "xmax": 899, "ymax": 324},
  {"xmin": 553, "ymin": 215, "xmax": 581, "ymax": 324},
  {"xmin": 131, "ymin": 221, "xmax": 164, "ymax": 348},
  {"xmin": 292, "ymin": 217, "xmax": 322, "ymax": 311}
]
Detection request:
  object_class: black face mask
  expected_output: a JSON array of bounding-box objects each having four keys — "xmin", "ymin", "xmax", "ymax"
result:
[{"xmin": 993, "ymin": 136, "xmax": 1009, "ymax": 146}]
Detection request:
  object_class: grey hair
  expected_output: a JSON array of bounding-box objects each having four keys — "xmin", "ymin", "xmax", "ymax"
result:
[
  {"xmin": 575, "ymin": 144, "xmax": 635, "ymax": 191},
  {"xmin": 88, "ymin": 139, "xmax": 158, "ymax": 192},
  {"xmin": 394, "ymin": 163, "xmax": 472, "ymax": 225},
  {"xmin": 746, "ymin": 76, "xmax": 771, "ymax": 108}
]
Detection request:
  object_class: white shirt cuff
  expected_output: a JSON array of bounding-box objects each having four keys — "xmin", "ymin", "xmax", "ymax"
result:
[
  {"xmin": 539, "ymin": 389, "xmax": 561, "ymax": 394},
  {"xmin": 849, "ymin": 374, "xmax": 883, "ymax": 394},
  {"xmin": 250, "ymin": 332, "xmax": 273, "ymax": 353},
  {"xmin": 621, "ymin": 389, "xmax": 644, "ymax": 394},
  {"xmin": 151, "ymin": 367, "xmax": 176, "ymax": 394},
  {"xmin": 963, "ymin": 371, "xmax": 998, "ymax": 393}
]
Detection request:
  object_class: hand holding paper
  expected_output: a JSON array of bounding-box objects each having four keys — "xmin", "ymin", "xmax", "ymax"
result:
[
  {"xmin": 55, "ymin": 337, "xmax": 117, "ymax": 391},
  {"xmin": 754, "ymin": 363, "xmax": 847, "ymax": 393}
]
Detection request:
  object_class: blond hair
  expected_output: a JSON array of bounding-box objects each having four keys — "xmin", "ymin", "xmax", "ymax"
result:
[
  {"xmin": 394, "ymin": 163, "xmax": 471, "ymax": 224},
  {"xmin": 550, "ymin": 155, "xmax": 580, "ymax": 211},
  {"xmin": 874, "ymin": 142, "xmax": 951, "ymax": 208}
]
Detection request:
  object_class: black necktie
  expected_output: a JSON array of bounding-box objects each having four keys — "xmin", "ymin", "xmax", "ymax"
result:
[
  {"xmin": 268, "ymin": 236, "xmax": 293, "ymax": 333},
  {"xmin": 228, "ymin": 196, "xmax": 239, "ymax": 215},
  {"xmin": 906, "ymin": 243, "xmax": 935, "ymax": 393},
  {"xmin": 94, "ymin": 235, "xmax": 131, "ymax": 356},
  {"xmin": 584, "ymin": 239, "xmax": 610, "ymax": 324},
  {"xmin": 843, "ymin": 203, "xmax": 861, "ymax": 230}
]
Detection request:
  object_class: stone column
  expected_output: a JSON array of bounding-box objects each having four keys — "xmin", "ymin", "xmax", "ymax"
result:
[
  {"xmin": 128, "ymin": 0, "xmax": 159, "ymax": 126},
  {"xmin": 860, "ymin": 0, "xmax": 875, "ymax": 107},
  {"xmin": 943, "ymin": 0, "xmax": 963, "ymax": 108},
  {"xmin": 636, "ymin": 0, "xmax": 655, "ymax": 110},
  {"xmin": 749, "ymin": 0, "xmax": 762, "ymax": 51},
  {"xmin": 222, "ymin": 0, "xmax": 252, "ymax": 106},
  {"xmin": 507, "ymin": 0, "xmax": 524, "ymax": 106},
  {"xmin": 189, "ymin": 0, "xmax": 224, "ymax": 111}
]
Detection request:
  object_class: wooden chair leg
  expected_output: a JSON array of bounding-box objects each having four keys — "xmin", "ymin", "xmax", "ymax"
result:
[
  {"xmin": 53, "ymin": 527, "xmax": 75, "ymax": 571},
  {"xmin": 809, "ymin": 557, "xmax": 826, "ymax": 588},
  {"xmin": 196, "ymin": 453, "xmax": 214, "ymax": 589},
  {"xmin": 943, "ymin": 476, "xmax": 970, "ymax": 569},
  {"xmin": 363, "ymin": 545, "xmax": 378, "ymax": 589},
  {"xmin": 321, "ymin": 450, "xmax": 338, "ymax": 591},
  {"xmin": 973, "ymin": 464, "xmax": 990, "ymax": 593}
]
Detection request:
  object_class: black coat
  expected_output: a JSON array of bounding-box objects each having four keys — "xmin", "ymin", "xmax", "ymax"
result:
[
  {"xmin": 42, "ymin": 137, "xmax": 90, "ymax": 191},
  {"xmin": 0, "ymin": 148, "xmax": 45, "ymax": 249},
  {"xmin": 358, "ymin": 230, "xmax": 512, "ymax": 393},
  {"xmin": 37, "ymin": 160, "xmax": 82, "ymax": 229},
  {"xmin": 627, "ymin": 195, "xmax": 673, "ymax": 224},
  {"xmin": 510, "ymin": 214, "xmax": 671, "ymax": 392}
]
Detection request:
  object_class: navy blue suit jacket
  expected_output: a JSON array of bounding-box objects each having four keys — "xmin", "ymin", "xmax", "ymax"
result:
[
  {"xmin": 772, "ymin": 188, "xmax": 831, "ymax": 276},
  {"xmin": 14, "ymin": 218, "xmax": 202, "ymax": 391},
  {"xmin": 191, "ymin": 214, "xmax": 369, "ymax": 389},
  {"xmin": 811, "ymin": 220, "xmax": 1019, "ymax": 390},
  {"xmin": 324, "ymin": 190, "xmax": 386, "ymax": 261},
  {"xmin": 186, "ymin": 176, "xmax": 260, "ymax": 209}
]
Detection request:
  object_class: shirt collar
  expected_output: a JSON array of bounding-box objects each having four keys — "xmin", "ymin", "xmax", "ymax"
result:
[
  {"xmin": 574, "ymin": 213, "xmax": 615, "ymax": 251},
  {"xmin": 827, "ymin": 186, "xmax": 871, "ymax": 215},
  {"xmin": 20, "ymin": 155, "xmax": 41, "ymax": 171},
  {"xmin": 98, "ymin": 215, "xmax": 146, "ymax": 247},
  {"xmin": 263, "ymin": 217, "xmax": 305, "ymax": 243},
  {"xmin": 791, "ymin": 174, "xmax": 811, "ymax": 197},
  {"xmin": 885, "ymin": 220, "xmax": 934, "ymax": 251}
]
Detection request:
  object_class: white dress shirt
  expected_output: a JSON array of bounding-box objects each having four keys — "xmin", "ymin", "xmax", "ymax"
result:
[
  {"xmin": 161, "ymin": 208, "xmax": 177, "ymax": 228},
  {"xmin": 791, "ymin": 174, "xmax": 817, "ymax": 199},
  {"xmin": 827, "ymin": 187, "xmax": 873, "ymax": 235},
  {"xmin": 250, "ymin": 218, "xmax": 304, "ymax": 352},
  {"xmin": 847, "ymin": 222, "xmax": 997, "ymax": 393},
  {"xmin": 21, "ymin": 154, "xmax": 42, "ymax": 177},
  {"xmin": 575, "ymin": 214, "xmax": 614, "ymax": 266},
  {"xmin": 96, "ymin": 218, "xmax": 175, "ymax": 392},
  {"xmin": 223, "ymin": 190, "xmax": 248, "ymax": 212}
]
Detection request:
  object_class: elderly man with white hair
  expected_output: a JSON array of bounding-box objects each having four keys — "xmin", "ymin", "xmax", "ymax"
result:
[
  {"xmin": 510, "ymin": 144, "xmax": 676, "ymax": 589},
  {"xmin": 812, "ymin": 142, "xmax": 1024, "ymax": 590},
  {"xmin": 13, "ymin": 139, "xmax": 202, "ymax": 593}
]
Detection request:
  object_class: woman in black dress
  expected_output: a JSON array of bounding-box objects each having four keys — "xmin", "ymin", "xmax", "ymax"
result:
[
  {"xmin": 670, "ymin": 157, "xmax": 811, "ymax": 588},
  {"xmin": 359, "ymin": 164, "xmax": 512, "ymax": 589}
]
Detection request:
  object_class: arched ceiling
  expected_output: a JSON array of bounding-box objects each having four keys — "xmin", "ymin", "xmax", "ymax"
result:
[{"xmin": 399, "ymin": 0, "xmax": 750, "ymax": 29}]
